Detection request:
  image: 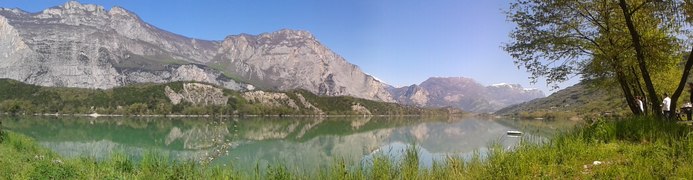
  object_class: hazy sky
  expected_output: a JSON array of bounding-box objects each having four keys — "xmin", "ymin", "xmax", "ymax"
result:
[{"xmin": 0, "ymin": 0, "xmax": 579, "ymax": 94}]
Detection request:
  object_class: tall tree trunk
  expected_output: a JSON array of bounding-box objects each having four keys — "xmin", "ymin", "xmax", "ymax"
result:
[
  {"xmin": 618, "ymin": 0, "xmax": 660, "ymax": 116},
  {"xmin": 617, "ymin": 71, "xmax": 640, "ymax": 115},
  {"xmin": 631, "ymin": 66, "xmax": 648, "ymax": 115},
  {"xmin": 670, "ymin": 47, "xmax": 693, "ymax": 116},
  {"xmin": 609, "ymin": 56, "xmax": 640, "ymax": 115}
]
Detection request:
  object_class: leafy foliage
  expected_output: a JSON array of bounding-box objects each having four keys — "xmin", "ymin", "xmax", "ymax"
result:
[{"xmin": 505, "ymin": 0, "xmax": 689, "ymax": 115}]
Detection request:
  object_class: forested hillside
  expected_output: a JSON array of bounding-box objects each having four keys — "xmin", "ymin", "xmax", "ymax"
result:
[
  {"xmin": 0, "ymin": 79, "xmax": 453, "ymax": 116},
  {"xmin": 495, "ymin": 82, "xmax": 629, "ymax": 119}
]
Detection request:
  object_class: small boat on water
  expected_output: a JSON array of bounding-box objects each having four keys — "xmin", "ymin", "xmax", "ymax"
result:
[{"xmin": 506, "ymin": 130, "xmax": 523, "ymax": 135}]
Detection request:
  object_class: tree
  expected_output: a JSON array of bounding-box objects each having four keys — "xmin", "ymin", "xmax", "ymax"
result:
[
  {"xmin": 127, "ymin": 103, "xmax": 149, "ymax": 115},
  {"xmin": 505, "ymin": 0, "xmax": 688, "ymax": 116},
  {"xmin": 0, "ymin": 100, "xmax": 34, "ymax": 114},
  {"xmin": 154, "ymin": 102, "xmax": 173, "ymax": 115},
  {"xmin": 616, "ymin": 0, "xmax": 691, "ymax": 117}
]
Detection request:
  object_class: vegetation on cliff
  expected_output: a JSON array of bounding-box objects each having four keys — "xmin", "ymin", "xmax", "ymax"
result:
[{"xmin": 0, "ymin": 79, "xmax": 452, "ymax": 116}]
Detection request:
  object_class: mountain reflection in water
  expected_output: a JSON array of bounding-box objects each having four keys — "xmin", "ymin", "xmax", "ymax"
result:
[{"xmin": 0, "ymin": 116, "xmax": 576, "ymax": 171}]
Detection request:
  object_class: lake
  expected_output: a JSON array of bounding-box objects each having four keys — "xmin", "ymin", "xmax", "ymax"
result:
[{"xmin": 0, "ymin": 116, "xmax": 577, "ymax": 172}]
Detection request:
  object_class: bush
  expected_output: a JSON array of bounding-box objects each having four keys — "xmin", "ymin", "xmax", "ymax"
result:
[
  {"xmin": 127, "ymin": 103, "xmax": 149, "ymax": 115},
  {"xmin": 0, "ymin": 99, "xmax": 34, "ymax": 114}
]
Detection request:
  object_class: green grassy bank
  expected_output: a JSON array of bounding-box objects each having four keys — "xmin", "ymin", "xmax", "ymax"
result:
[{"xmin": 1, "ymin": 116, "xmax": 692, "ymax": 179}]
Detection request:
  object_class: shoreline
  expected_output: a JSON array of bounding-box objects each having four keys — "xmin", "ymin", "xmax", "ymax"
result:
[
  {"xmin": 0, "ymin": 112, "xmax": 459, "ymax": 118},
  {"xmin": 1, "ymin": 116, "xmax": 690, "ymax": 178}
]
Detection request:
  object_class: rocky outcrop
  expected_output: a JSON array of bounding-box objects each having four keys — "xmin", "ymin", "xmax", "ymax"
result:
[
  {"xmin": 242, "ymin": 91, "xmax": 300, "ymax": 110},
  {"xmin": 0, "ymin": 2, "xmax": 392, "ymax": 102},
  {"xmin": 350, "ymin": 103, "xmax": 372, "ymax": 115},
  {"xmin": 295, "ymin": 93, "xmax": 324, "ymax": 115},
  {"xmin": 164, "ymin": 83, "xmax": 229, "ymax": 106},
  {"xmin": 390, "ymin": 77, "xmax": 545, "ymax": 113}
]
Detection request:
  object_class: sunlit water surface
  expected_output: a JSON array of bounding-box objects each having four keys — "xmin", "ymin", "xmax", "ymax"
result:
[{"xmin": 1, "ymin": 116, "xmax": 578, "ymax": 172}]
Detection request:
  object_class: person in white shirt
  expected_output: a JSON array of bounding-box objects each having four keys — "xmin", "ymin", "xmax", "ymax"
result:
[
  {"xmin": 636, "ymin": 96, "xmax": 644, "ymax": 114},
  {"xmin": 662, "ymin": 93, "xmax": 671, "ymax": 118}
]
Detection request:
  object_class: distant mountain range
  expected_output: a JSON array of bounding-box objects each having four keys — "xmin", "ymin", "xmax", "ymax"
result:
[
  {"xmin": 495, "ymin": 81, "xmax": 629, "ymax": 118},
  {"xmin": 390, "ymin": 77, "xmax": 545, "ymax": 113},
  {"xmin": 0, "ymin": 1, "xmax": 544, "ymax": 113}
]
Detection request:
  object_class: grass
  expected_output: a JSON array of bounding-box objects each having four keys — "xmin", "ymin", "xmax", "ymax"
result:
[
  {"xmin": 1, "ymin": 116, "xmax": 692, "ymax": 179},
  {"xmin": 464, "ymin": 116, "xmax": 693, "ymax": 179}
]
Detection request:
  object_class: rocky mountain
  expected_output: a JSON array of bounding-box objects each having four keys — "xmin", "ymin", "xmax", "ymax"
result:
[
  {"xmin": 0, "ymin": 1, "xmax": 392, "ymax": 102},
  {"xmin": 390, "ymin": 77, "xmax": 545, "ymax": 113}
]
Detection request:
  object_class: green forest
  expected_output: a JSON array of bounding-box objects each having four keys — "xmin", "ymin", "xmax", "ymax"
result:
[{"xmin": 0, "ymin": 79, "xmax": 452, "ymax": 116}]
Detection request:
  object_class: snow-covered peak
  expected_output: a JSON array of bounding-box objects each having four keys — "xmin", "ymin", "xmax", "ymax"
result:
[
  {"xmin": 491, "ymin": 83, "xmax": 511, "ymax": 87},
  {"xmin": 490, "ymin": 83, "xmax": 522, "ymax": 89},
  {"xmin": 365, "ymin": 73, "xmax": 386, "ymax": 84}
]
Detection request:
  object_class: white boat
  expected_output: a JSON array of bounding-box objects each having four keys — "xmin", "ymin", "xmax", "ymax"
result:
[
  {"xmin": 506, "ymin": 130, "xmax": 523, "ymax": 135},
  {"xmin": 89, "ymin": 112, "xmax": 100, "ymax": 118}
]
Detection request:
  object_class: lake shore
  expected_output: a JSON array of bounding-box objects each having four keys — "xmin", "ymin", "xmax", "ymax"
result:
[
  {"xmin": 1, "ymin": 116, "xmax": 691, "ymax": 178},
  {"xmin": 11, "ymin": 112, "xmax": 461, "ymax": 118}
]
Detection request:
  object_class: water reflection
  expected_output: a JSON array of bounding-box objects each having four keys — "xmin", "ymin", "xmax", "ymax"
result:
[{"xmin": 0, "ymin": 116, "xmax": 576, "ymax": 172}]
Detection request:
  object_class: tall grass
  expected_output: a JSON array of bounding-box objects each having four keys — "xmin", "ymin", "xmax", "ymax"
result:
[
  {"xmin": 0, "ymin": 116, "xmax": 691, "ymax": 179},
  {"xmin": 462, "ymin": 116, "xmax": 693, "ymax": 178}
]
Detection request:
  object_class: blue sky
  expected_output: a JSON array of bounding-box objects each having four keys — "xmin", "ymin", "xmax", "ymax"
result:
[{"xmin": 0, "ymin": 0, "xmax": 579, "ymax": 94}]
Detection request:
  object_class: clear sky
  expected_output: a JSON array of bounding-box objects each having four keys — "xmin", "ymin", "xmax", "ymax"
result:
[{"xmin": 0, "ymin": 0, "xmax": 579, "ymax": 94}]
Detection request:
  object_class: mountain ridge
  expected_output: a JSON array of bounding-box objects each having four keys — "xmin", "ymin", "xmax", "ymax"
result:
[
  {"xmin": 390, "ymin": 77, "xmax": 545, "ymax": 113},
  {"xmin": 0, "ymin": 1, "xmax": 542, "ymax": 110},
  {"xmin": 0, "ymin": 1, "xmax": 393, "ymax": 102}
]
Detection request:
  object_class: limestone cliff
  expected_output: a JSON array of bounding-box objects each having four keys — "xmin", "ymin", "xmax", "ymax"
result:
[
  {"xmin": 214, "ymin": 30, "xmax": 393, "ymax": 102},
  {"xmin": 0, "ymin": 2, "xmax": 392, "ymax": 102}
]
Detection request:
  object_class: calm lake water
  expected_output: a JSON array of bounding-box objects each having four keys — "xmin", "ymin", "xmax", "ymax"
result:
[{"xmin": 0, "ymin": 116, "xmax": 577, "ymax": 172}]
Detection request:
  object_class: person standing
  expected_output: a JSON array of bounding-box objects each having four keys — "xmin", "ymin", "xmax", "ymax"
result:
[
  {"xmin": 689, "ymin": 83, "xmax": 693, "ymax": 120},
  {"xmin": 689, "ymin": 83, "xmax": 693, "ymax": 106},
  {"xmin": 636, "ymin": 96, "xmax": 644, "ymax": 114},
  {"xmin": 662, "ymin": 93, "xmax": 671, "ymax": 119}
]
